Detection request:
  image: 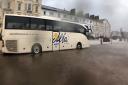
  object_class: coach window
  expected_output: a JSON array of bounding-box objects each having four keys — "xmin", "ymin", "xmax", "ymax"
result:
[
  {"xmin": 30, "ymin": 18, "xmax": 46, "ymax": 30},
  {"xmin": 69, "ymin": 23, "xmax": 76, "ymax": 32},
  {"xmin": 62, "ymin": 22, "xmax": 72, "ymax": 32},
  {"xmin": 79, "ymin": 26, "xmax": 85, "ymax": 33},
  {"xmin": 46, "ymin": 20, "xmax": 53, "ymax": 31},
  {"xmin": 53, "ymin": 21, "xmax": 63, "ymax": 32},
  {"xmin": 30, "ymin": 18, "xmax": 38, "ymax": 30},
  {"xmin": 5, "ymin": 16, "xmax": 30, "ymax": 29},
  {"xmin": 38, "ymin": 19, "xmax": 46, "ymax": 30}
]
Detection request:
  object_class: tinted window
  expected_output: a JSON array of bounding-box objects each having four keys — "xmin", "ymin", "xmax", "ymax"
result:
[
  {"xmin": 60, "ymin": 22, "xmax": 74, "ymax": 32},
  {"xmin": 46, "ymin": 20, "xmax": 53, "ymax": 31},
  {"xmin": 53, "ymin": 21, "xmax": 63, "ymax": 32},
  {"xmin": 66, "ymin": 23, "xmax": 75, "ymax": 32},
  {"xmin": 30, "ymin": 18, "xmax": 46, "ymax": 30},
  {"xmin": 5, "ymin": 16, "xmax": 30, "ymax": 29},
  {"xmin": 5, "ymin": 15, "xmax": 85, "ymax": 33},
  {"xmin": 61, "ymin": 22, "xmax": 85, "ymax": 33},
  {"xmin": 74, "ymin": 25, "xmax": 85, "ymax": 33}
]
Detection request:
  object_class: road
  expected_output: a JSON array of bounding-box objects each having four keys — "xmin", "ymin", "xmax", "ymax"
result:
[{"xmin": 0, "ymin": 43, "xmax": 128, "ymax": 85}]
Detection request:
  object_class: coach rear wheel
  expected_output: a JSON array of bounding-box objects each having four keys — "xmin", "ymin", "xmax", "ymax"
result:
[
  {"xmin": 77, "ymin": 42, "xmax": 82, "ymax": 49},
  {"xmin": 32, "ymin": 44, "xmax": 42, "ymax": 54}
]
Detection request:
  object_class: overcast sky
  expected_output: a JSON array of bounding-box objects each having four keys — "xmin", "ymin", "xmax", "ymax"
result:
[{"xmin": 43, "ymin": 0, "xmax": 128, "ymax": 31}]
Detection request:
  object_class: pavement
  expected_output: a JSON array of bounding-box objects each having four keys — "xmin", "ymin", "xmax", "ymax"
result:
[{"xmin": 0, "ymin": 43, "xmax": 128, "ymax": 85}]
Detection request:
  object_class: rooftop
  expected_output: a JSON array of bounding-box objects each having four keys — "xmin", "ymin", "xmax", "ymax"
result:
[{"xmin": 42, "ymin": 5, "xmax": 70, "ymax": 14}]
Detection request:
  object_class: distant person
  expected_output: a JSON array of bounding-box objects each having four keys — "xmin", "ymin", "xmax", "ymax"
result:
[{"xmin": 100, "ymin": 36, "xmax": 103, "ymax": 45}]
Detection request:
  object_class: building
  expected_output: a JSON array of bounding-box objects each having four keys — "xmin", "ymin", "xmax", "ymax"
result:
[
  {"xmin": 91, "ymin": 20, "xmax": 104, "ymax": 38},
  {"xmin": 42, "ymin": 5, "xmax": 92, "ymax": 28},
  {"xmin": 42, "ymin": 5, "xmax": 77, "ymax": 22},
  {"xmin": 90, "ymin": 19, "xmax": 111, "ymax": 38},
  {"xmin": 0, "ymin": 0, "xmax": 42, "ymax": 27},
  {"xmin": 42, "ymin": 5, "xmax": 111, "ymax": 38},
  {"xmin": 102, "ymin": 19, "xmax": 111, "ymax": 38}
]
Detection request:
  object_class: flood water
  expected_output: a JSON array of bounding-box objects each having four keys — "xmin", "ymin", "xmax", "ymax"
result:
[{"xmin": 0, "ymin": 43, "xmax": 128, "ymax": 85}]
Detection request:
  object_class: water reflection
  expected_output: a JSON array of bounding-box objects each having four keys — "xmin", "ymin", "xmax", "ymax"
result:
[
  {"xmin": 0, "ymin": 49, "xmax": 94, "ymax": 85},
  {"xmin": 0, "ymin": 52, "xmax": 65, "ymax": 85},
  {"xmin": 0, "ymin": 54, "xmax": 43, "ymax": 85}
]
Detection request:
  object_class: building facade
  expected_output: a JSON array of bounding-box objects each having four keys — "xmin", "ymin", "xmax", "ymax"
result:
[
  {"xmin": 42, "ymin": 5, "xmax": 111, "ymax": 38},
  {"xmin": 0, "ymin": 0, "xmax": 42, "ymax": 27},
  {"xmin": 102, "ymin": 19, "xmax": 111, "ymax": 38},
  {"xmin": 42, "ymin": 5, "xmax": 76, "ymax": 22},
  {"xmin": 91, "ymin": 20, "xmax": 104, "ymax": 38},
  {"xmin": 90, "ymin": 19, "xmax": 111, "ymax": 38}
]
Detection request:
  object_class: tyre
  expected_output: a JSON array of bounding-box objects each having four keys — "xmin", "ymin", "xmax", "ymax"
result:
[
  {"xmin": 32, "ymin": 44, "xmax": 42, "ymax": 54},
  {"xmin": 76, "ymin": 42, "xmax": 82, "ymax": 49}
]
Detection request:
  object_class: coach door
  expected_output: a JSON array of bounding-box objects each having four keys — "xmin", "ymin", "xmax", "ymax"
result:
[{"xmin": 52, "ymin": 32, "xmax": 60, "ymax": 51}]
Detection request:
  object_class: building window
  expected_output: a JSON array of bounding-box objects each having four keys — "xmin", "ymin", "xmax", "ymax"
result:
[
  {"xmin": 50, "ymin": 11, "xmax": 54, "ymax": 16},
  {"xmin": 58, "ymin": 13, "xmax": 60, "ymax": 18},
  {"xmin": 35, "ymin": 5, "xmax": 38, "ymax": 13},
  {"xmin": 36, "ymin": 0, "xmax": 38, "ymax": 3},
  {"xmin": 25, "ymin": 3, "xmax": 27, "ymax": 10},
  {"xmin": 0, "ymin": 23, "xmax": 2, "ymax": 28},
  {"xmin": 0, "ymin": 2, "xmax": 1, "ymax": 8},
  {"xmin": 27, "ymin": 3, "xmax": 32, "ymax": 11},
  {"xmin": 17, "ymin": 3, "xmax": 21, "ymax": 11},
  {"xmin": 7, "ymin": 2, "xmax": 11, "ymax": 9},
  {"xmin": 44, "ymin": 11, "xmax": 46, "ymax": 15}
]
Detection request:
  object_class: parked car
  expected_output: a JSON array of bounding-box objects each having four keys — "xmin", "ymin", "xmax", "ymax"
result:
[{"xmin": 103, "ymin": 37, "xmax": 110, "ymax": 42}]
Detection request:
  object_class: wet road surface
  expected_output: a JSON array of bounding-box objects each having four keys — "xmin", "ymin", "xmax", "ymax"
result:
[{"xmin": 0, "ymin": 43, "xmax": 128, "ymax": 85}]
